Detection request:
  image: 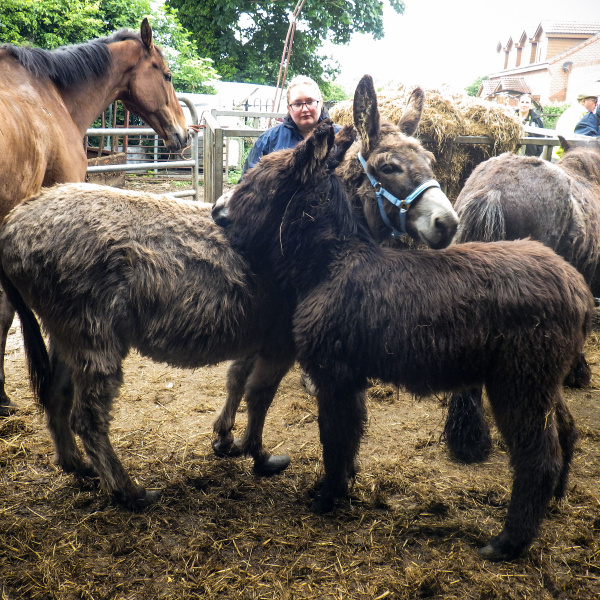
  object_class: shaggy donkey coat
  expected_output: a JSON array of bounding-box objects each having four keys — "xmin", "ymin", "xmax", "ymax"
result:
[
  {"xmin": 212, "ymin": 74, "xmax": 458, "ymax": 457},
  {"xmin": 0, "ymin": 185, "xmax": 299, "ymax": 507},
  {"xmin": 443, "ymin": 139, "xmax": 600, "ymax": 463},
  {"xmin": 214, "ymin": 121, "xmax": 594, "ymax": 561}
]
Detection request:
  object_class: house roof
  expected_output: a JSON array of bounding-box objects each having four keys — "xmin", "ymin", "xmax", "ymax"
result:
[
  {"xmin": 540, "ymin": 21, "xmax": 600, "ymax": 35},
  {"xmin": 478, "ymin": 77, "xmax": 530, "ymax": 98},
  {"xmin": 498, "ymin": 21, "xmax": 600, "ymax": 48}
]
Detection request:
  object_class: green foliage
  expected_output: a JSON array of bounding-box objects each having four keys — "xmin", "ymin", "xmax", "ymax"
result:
[
  {"xmin": 465, "ymin": 75, "xmax": 488, "ymax": 97},
  {"xmin": 323, "ymin": 82, "xmax": 351, "ymax": 102},
  {"xmin": 0, "ymin": 0, "xmax": 150, "ymax": 47},
  {"xmin": 541, "ymin": 104, "xmax": 568, "ymax": 129},
  {"xmin": 165, "ymin": 0, "xmax": 405, "ymax": 89}
]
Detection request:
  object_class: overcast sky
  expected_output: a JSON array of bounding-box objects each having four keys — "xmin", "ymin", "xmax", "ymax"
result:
[{"xmin": 324, "ymin": 0, "xmax": 600, "ymax": 92}]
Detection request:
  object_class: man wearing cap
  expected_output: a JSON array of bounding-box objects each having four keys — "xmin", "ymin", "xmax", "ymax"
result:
[
  {"xmin": 555, "ymin": 91, "xmax": 599, "ymax": 137},
  {"xmin": 574, "ymin": 93, "xmax": 599, "ymax": 136}
]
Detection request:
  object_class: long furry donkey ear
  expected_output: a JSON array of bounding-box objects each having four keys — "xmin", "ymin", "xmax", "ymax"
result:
[
  {"xmin": 294, "ymin": 120, "xmax": 336, "ymax": 184},
  {"xmin": 353, "ymin": 75, "xmax": 380, "ymax": 157},
  {"xmin": 398, "ymin": 87, "xmax": 425, "ymax": 136}
]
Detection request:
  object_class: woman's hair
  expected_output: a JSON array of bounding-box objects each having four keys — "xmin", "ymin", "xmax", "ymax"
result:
[{"xmin": 286, "ymin": 75, "xmax": 322, "ymax": 104}]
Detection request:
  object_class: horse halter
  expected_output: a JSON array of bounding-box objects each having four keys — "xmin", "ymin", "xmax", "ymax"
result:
[{"xmin": 357, "ymin": 152, "xmax": 441, "ymax": 237}]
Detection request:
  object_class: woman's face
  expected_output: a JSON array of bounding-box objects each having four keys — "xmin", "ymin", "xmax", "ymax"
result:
[{"xmin": 287, "ymin": 84, "xmax": 322, "ymax": 136}]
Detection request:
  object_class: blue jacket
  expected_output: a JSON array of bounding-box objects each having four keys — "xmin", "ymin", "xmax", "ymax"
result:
[
  {"xmin": 242, "ymin": 110, "xmax": 341, "ymax": 175},
  {"xmin": 574, "ymin": 110, "xmax": 600, "ymax": 137}
]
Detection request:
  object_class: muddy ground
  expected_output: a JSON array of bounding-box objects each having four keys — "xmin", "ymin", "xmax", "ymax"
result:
[{"xmin": 0, "ymin": 176, "xmax": 598, "ymax": 599}]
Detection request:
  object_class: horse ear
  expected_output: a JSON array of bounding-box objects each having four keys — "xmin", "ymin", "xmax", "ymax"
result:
[
  {"xmin": 353, "ymin": 75, "xmax": 380, "ymax": 156},
  {"xmin": 558, "ymin": 135, "xmax": 571, "ymax": 152},
  {"xmin": 398, "ymin": 87, "xmax": 425, "ymax": 136},
  {"xmin": 294, "ymin": 121, "xmax": 336, "ymax": 184},
  {"xmin": 141, "ymin": 18, "xmax": 154, "ymax": 51}
]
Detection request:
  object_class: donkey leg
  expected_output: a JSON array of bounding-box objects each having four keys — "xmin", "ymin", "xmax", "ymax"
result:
[
  {"xmin": 238, "ymin": 355, "xmax": 295, "ymax": 476},
  {"xmin": 553, "ymin": 394, "xmax": 579, "ymax": 500},
  {"xmin": 563, "ymin": 352, "xmax": 591, "ymax": 388},
  {"xmin": 480, "ymin": 388, "xmax": 563, "ymax": 560},
  {"xmin": 0, "ymin": 294, "xmax": 16, "ymax": 415},
  {"xmin": 311, "ymin": 385, "xmax": 368, "ymax": 513},
  {"xmin": 45, "ymin": 349, "xmax": 92, "ymax": 477},
  {"xmin": 444, "ymin": 387, "xmax": 492, "ymax": 463},
  {"xmin": 71, "ymin": 369, "xmax": 155, "ymax": 509},
  {"xmin": 212, "ymin": 356, "xmax": 256, "ymax": 457}
]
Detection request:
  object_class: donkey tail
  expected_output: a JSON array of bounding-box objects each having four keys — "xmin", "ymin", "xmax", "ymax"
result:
[
  {"xmin": 0, "ymin": 269, "xmax": 51, "ymax": 407},
  {"xmin": 454, "ymin": 189, "xmax": 506, "ymax": 243}
]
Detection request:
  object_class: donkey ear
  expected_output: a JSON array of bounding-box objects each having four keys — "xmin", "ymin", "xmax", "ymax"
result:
[
  {"xmin": 294, "ymin": 120, "xmax": 336, "ymax": 184},
  {"xmin": 141, "ymin": 18, "xmax": 154, "ymax": 51},
  {"xmin": 353, "ymin": 75, "xmax": 380, "ymax": 156},
  {"xmin": 558, "ymin": 135, "xmax": 571, "ymax": 152},
  {"xmin": 398, "ymin": 87, "xmax": 425, "ymax": 136}
]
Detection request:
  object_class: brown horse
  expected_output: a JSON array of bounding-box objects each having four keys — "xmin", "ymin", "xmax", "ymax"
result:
[
  {"xmin": 0, "ymin": 18, "xmax": 187, "ymax": 412},
  {"xmin": 213, "ymin": 120, "xmax": 593, "ymax": 560},
  {"xmin": 443, "ymin": 137, "xmax": 600, "ymax": 463}
]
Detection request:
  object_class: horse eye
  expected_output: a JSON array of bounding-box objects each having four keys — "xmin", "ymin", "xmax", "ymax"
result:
[{"xmin": 164, "ymin": 73, "xmax": 172, "ymax": 83}]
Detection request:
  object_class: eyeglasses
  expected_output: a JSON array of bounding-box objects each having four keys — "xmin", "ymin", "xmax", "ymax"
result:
[{"xmin": 288, "ymin": 99, "xmax": 319, "ymax": 112}]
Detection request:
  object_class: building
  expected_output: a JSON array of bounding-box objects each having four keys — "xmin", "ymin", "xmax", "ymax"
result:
[{"xmin": 479, "ymin": 21, "xmax": 600, "ymax": 104}]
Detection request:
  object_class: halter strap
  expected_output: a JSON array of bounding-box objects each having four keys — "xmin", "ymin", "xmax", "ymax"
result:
[{"xmin": 358, "ymin": 152, "xmax": 441, "ymax": 237}]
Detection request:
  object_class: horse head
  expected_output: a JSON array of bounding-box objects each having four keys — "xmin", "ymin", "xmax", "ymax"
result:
[
  {"xmin": 115, "ymin": 19, "xmax": 188, "ymax": 150},
  {"xmin": 349, "ymin": 74, "xmax": 458, "ymax": 249}
]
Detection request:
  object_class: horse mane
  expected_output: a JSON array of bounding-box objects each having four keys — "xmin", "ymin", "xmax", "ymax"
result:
[
  {"xmin": 0, "ymin": 29, "xmax": 148, "ymax": 87},
  {"xmin": 559, "ymin": 146, "xmax": 600, "ymax": 184}
]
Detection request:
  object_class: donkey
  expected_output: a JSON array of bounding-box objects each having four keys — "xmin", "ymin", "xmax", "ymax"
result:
[
  {"xmin": 211, "ymin": 74, "xmax": 459, "ymax": 457},
  {"xmin": 213, "ymin": 120, "xmax": 594, "ymax": 560},
  {"xmin": 443, "ymin": 137, "xmax": 600, "ymax": 463}
]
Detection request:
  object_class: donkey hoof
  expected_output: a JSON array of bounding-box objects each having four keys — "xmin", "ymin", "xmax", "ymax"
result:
[
  {"xmin": 212, "ymin": 437, "xmax": 243, "ymax": 458},
  {"xmin": 0, "ymin": 399, "xmax": 17, "ymax": 417},
  {"xmin": 311, "ymin": 494, "xmax": 335, "ymax": 514},
  {"xmin": 478, "ymin": 534, "xmax": 523, "ymax": 561},
  {"xmin": 253, "ymin": 454, "xmax": 291, "ymax": 477},
  {"xmin": 119, "ymin": 488, "xmax": 161, "ymax": 511}
]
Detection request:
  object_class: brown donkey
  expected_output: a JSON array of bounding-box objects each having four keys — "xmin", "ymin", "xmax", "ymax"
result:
[{"xmin": 213, "ymin": 120, "xmax": 593, "ymax": 560}]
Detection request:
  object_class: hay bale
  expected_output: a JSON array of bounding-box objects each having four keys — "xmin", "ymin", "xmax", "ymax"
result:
[{"xmin": 330, "ymin": 85, "xmax": 522, "ymax": 201}]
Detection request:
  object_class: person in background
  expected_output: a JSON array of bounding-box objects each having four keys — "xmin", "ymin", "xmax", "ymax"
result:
[
  {"xmin": 574, "ymin": 94, "xmax": 599, "ymax": 137},
  {"xmin": 553, "ymin": 90, "xmax": 599, "ymax": 159},
  {"xmin": 242, "ymin": 75, "xmax": 340, "ymax": 175},
  {"xmin": 516, "ymin": 94, "xmax": 544, "ymax": 156}
]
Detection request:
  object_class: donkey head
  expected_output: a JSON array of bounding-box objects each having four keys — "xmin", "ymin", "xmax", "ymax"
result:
[
  {"xmin": 350, "ymin": 74, "xmax": 458, "ymax": 249},
  {"xmin": 213, "ymin": 120, "xmax": 341, "ymax": 251}
]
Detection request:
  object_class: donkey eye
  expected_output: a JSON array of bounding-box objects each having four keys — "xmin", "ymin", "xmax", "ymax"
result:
[{"xmin": 380, "ymin": 163, "xmax": 400, "ymax": 175}]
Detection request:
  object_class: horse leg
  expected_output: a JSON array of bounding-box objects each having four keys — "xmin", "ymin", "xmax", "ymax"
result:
[
  {"xmin": 553, "ymin": 394, "xmax": 579, "ymax": 500},
  {"xmin": 71, "ymin": 368, "xmax": 156, "ymax": 509},
  {"xmin": 311, "ymin": 384, "xmax": 368, "ymax": 513},
  {"xmin": 212, "ymin": 356, "xmax": 256, "ymax": 457},
  {"xmin": 443, "ymin": 387, "xmax": 492, "ymax": 463},
  {"xmin": 237, "ymin": 355, "xmax": 295, "ymax": 476},
  {"xmin": 45, "ymin": 347, "xmax": 92, "ymax": 477},
  {"xmin": 0, "ymin": 294, "xmax": 16, "ymax": 415},
  {"xmin": 480, "ymin": 385, "xmax": 563, "ymax": 560}
]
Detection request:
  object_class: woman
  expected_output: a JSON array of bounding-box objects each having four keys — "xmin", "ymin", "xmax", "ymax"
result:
[{"xmin": 242, "ymin": 75, "xmax": 340, "ymax": 174}]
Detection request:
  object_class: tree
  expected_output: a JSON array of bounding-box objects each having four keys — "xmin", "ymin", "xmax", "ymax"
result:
[
  {"xmin": 165, "ymin": 0, "xmax": 405, "ymax": 88},
  {"xmin": 465, "ymin": 75, "xmax": 488, "ymax": 97}
]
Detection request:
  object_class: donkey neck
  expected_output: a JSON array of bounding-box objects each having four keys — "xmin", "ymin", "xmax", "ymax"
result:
[{"xmin": 58, "ymin": 39, "xmax": 143, "ymax": 137}]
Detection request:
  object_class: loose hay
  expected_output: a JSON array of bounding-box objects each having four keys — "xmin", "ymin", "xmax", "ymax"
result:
[
  {"xmin": 0, "ymin": 329, "xmax": 598, "ymax": 598},
  {"xmin": 330, "ymin": 85, "xmax": 522, "ymax": 201}
]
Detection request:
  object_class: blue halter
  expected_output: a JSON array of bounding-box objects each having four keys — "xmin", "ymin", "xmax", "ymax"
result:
[{"xmin": 357, "ymin": 152, "xmax": 441, "ymax": 237}]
